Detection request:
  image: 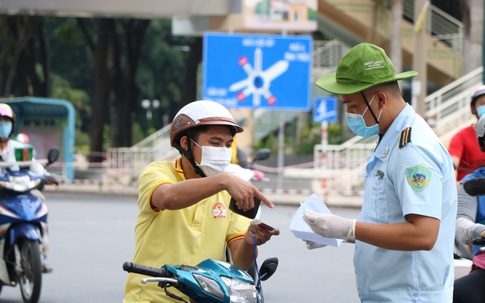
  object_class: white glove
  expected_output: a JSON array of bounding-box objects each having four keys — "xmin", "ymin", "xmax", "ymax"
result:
[
  {"xmin": 303, "ymin": 210, "xmax": 356, "ymax": 242},
  {"xmin": 304, "ymin": 240, "xmax": 327, "ymax": 250}
]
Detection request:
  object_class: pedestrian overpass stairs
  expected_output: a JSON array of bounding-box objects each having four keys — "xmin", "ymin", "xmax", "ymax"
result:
[{"xmin": 316, "ymin": 0, "xmax": 463, "ymax": 86}]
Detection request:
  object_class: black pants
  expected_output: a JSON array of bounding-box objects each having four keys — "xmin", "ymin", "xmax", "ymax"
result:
[{"xmin": 453, "ymin": 267, "xmax": 485, "ymax": 303}]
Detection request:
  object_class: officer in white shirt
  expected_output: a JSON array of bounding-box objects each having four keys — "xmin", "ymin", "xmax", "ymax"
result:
[{"xmin": 304, "ymin": 43, "xmax": 457, "ymax": 302}]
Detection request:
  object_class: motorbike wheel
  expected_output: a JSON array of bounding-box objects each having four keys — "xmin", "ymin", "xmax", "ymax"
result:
[{"xmin": 16, "ymin": 239, "xmax": 42, "ymax": 303}]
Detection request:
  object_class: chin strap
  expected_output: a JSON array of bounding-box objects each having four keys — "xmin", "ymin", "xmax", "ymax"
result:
[{"xmin": 174, "ymin": 140, "xmax": 206, "ymax": 177}]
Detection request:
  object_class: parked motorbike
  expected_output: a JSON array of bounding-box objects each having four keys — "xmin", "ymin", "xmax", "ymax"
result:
[
  {"xmin": 0, "ymin": 148, "xmax": 59, "ymax": 303},
  {"xmin": 123, "ymin": 256, "xmax": 278, "ymax": 303}
]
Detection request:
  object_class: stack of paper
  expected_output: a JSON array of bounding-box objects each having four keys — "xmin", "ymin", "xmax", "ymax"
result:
[{"xmin": 290, "ymin": 194, "xmax": 343, "ymax": 248}]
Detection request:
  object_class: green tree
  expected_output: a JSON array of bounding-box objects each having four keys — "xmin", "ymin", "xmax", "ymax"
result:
[{"xmin": 0, "ymin": 16, "xmax": 47, "ymax": 97}]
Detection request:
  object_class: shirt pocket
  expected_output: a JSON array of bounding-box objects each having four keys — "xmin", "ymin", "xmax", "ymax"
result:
[{"xmin": 362, "ymin": 169, "xmax": 389, "ymax": 223}]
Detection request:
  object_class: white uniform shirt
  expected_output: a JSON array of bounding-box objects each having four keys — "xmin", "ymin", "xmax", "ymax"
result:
[
  {"xmin": 0, "ymin": 139, "xmax": 32, "ymax": 161},
  {"xmin": 355, "ymin": 104, "xmax": 457, "ymax": 302},
  {"xmin": 0, "ymin": 139, "xmax": 34, "ymax": 172}
]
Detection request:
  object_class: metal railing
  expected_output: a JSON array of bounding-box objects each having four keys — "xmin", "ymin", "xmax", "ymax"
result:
[
  {"xmin": 403, "ymin": 0, "xmax": 463, "ymax": 52},
  {"xmin": 425, "ymin": 67, "xmax": 483, "ymax": 136},
  {"xmin": 312, "ymin": 40, "xmax": 349, "ymax": 69},
  {"xmin": 105, "ymin": 124, "xmax": 178, "ymax": 184}
]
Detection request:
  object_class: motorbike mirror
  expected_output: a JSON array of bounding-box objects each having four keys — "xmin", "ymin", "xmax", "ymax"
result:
[
  {"xmin": 258, "ymin": 257, "xmax": 278, "ymax": 281},
  {"xmin": 253, "ymin": 148, "xmax": 271, "ymax": 162},
  {"xmin": 47, "ymin": 148, "xmax": 60, "ymax": 164},
  {"xmin": 463, "ymin": 177, "xmax": 485, "ymax": 196}
]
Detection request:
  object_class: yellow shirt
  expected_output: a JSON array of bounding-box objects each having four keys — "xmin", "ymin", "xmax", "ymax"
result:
[{"xmin": 124, "ymin": 158, "xmax": 251, "ymax": 303}]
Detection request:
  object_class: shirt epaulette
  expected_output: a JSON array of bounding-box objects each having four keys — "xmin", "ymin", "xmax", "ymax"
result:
[{"xmin": 399, "ymin": 127, "xmax": 412, "ymax": 148}]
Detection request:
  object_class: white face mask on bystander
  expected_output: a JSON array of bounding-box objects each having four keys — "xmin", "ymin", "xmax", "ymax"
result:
[{"xmin": 191, "ymin": 140, "xmax": 232, "ymax": 176}]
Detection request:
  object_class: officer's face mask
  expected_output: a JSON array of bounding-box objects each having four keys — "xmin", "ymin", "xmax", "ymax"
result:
[
  {"xmin": 0, "ymin": 121, "xmax": 12, "ymax": 139},
  {"xmin": 477, "ymin": 105, "xmax": 485, "ymax": 118},
  {"xmin": 191, "ymin": 140, "xmax": 232, "ymax": 176},
  {"xmin": 345, "ymin": 94, "xmax": 382, "ymax": 138}
]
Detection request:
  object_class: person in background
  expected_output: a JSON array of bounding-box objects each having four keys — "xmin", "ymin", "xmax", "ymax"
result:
[
  {"xmin": 0, "ymin": 103, "xmax": 52, "ymax": 273},
  {"xmin": 304, "ymin": 43, "xmax": 457, "ymax": 302},
  {"xmin": 0, "ymin": 104, "xmax": 32, "ymax": 163},
  {"xmin": 453, "ymin": 113, "xmax": 485, "ymax": 303},
  {"xmin": 14, "ymin": 132, "xmax": 30, "ymax": 144},
  {"xmin": 123, "ymin": 100, "xmax": 280, "ymax": 303},
  {"xmin": 448, "ymin": 85, "xmax": 485, "ymax": 181}
]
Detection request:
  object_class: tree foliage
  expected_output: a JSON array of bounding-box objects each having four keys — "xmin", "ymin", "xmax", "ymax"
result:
[{"xmin": 1, "ymin": 16, "xmax": 202, "ymax": 162}]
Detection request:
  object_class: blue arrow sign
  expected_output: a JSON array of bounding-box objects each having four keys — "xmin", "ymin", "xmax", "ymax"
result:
[
  {"xmin": 313, "ymin": 97, "xmax": 338, "ymax": 123},
  {"xmin": 203, "ymin": 32, "xmax": 312, "ymax": 111}
]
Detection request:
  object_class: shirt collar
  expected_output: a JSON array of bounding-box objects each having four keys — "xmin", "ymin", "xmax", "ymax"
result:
[
  {"xmin": 374, "ymin": 103, "xmax": 414, "ymax": 160},
  {"xmin": 174, "ymin": 158, "xmax": 186, "ymax": 180}
]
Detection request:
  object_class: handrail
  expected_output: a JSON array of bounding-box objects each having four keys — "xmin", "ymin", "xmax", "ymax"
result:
[
  {"xmin": 132, "ymin": 123, "xmax": 172, "ymax": 148},
  {"xmin": 402, "ymin": 0, "xmax": 463, "ymax": 52}
]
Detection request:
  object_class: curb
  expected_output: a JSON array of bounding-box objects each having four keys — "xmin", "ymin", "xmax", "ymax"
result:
[{"xmin": 44, "ymin": 180, "xmax": 362, "ymax": 208}]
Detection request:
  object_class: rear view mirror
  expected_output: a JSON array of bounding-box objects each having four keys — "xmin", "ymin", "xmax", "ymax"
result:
[
  {"xmin": 47, "ymin": 148, "xmax": 60, "ymax": 164},
  {"xmin": 253, "ymin": 148, "xmax": 271, "ymax": 162},
  {"xmin": 259, "ymin": 257, "xmax": 278, "ymax": 281}
]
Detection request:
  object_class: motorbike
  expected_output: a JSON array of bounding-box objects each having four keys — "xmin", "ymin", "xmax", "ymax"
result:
[
  {"xmin": 123, "ymin": 256, "xmax": 278, "ymax": 303},
  {"xmin": 453, "ymin": 177, "xmax": 485, "ymax": 279},
  {"xmin": 0, "ymin": 148, "xmax": 59, "ymax": 303},
  {"xmin": 225, "ymin": 148, "xmax": 271, "ymax": 183}
]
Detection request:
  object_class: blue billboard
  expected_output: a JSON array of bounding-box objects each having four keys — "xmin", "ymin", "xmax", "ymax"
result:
[{"xmin": 203, "ymin": 32, "xmax": 312, "ymax": 111}]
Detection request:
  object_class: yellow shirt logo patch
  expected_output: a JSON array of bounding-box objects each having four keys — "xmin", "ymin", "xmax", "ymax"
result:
[{"xmin": 212, "ymin": 202, "xmax": 227, "ymax": 218}]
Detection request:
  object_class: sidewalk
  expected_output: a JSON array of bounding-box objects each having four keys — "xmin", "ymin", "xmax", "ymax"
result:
[{"xmin": 44, "ymin": 180, "xmax": 363, "ymax": 208}]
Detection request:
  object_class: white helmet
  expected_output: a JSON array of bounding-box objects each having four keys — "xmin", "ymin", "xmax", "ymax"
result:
[
  {"xmin": 170, "ymin": 100, "xmax": 243, "ymax": 147},
  {"xmin": 477, "ymin": 114, "xmax": 485, "ymax": 152}
]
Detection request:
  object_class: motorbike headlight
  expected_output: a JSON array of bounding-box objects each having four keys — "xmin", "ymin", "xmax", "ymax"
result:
[
  {"xmin": 221, "ymin": 276, "xmax": 258, "ymax": 303},
  {"xmin": 193, "ymin": 273, "xmax": 225, "ymax": 300}
]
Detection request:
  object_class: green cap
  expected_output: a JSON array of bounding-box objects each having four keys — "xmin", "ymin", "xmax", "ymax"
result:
[{"xmin": 315, "ymin": 43, "xmax": 417, "ymax": 95}]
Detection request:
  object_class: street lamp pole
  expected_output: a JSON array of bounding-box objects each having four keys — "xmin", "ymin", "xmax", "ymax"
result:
[{"xmin": 141, "ymin": 99, "xmax": 160, "ymax": 120}]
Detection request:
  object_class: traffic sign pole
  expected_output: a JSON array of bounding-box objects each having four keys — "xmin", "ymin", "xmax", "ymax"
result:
[{"xmin": 321, "ymin": 120, "xmax": 328, "ymax": 198}]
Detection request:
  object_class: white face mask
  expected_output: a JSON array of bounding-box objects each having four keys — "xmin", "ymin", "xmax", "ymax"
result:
[{"xmin": 191, "ymin": 140, "xmax": 232, "ymax": 176}]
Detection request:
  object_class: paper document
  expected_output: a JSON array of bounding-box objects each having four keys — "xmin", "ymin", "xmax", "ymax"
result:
[{"xmin": 290, "ymin": 193, "xmax": 343, "ymax": 247}]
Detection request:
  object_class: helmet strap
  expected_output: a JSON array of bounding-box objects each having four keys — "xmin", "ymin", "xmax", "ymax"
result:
[{"xmin": 174, "ymin": 138, "xmax": 207, "ymax": 178}]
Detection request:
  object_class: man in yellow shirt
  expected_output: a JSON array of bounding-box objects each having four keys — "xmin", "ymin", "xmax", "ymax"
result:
[{"xmin": 124, "ymin": 100, "xmax": 280, "ymax": 303}]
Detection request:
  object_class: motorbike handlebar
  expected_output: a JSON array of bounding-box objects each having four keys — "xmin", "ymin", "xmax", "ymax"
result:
[
  {"xmin": 123, "ymin": 261, "xmax": 169, "ymax": 278},
  {"xmin": 472, "ymin": 238, "xmax": 485, "ymax": 245},
  {"xmin": 45, "ymin": 175, "xmax": 59, "ymax": 185}
]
